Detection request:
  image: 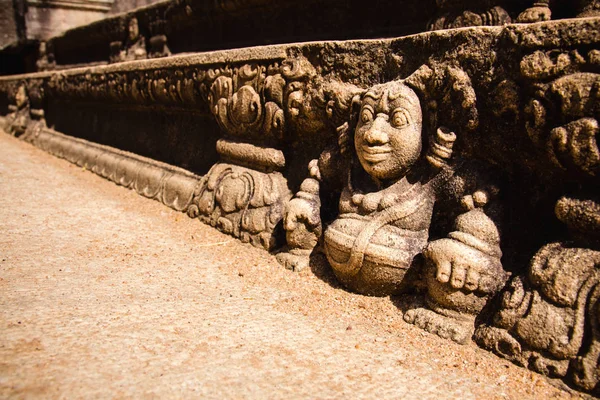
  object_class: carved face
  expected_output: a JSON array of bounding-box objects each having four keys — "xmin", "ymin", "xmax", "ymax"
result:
[
  {"xmin": 354, "ymin": 81, "xmax": 423, "ymax": 181},
  {"xmin": 128, "ymin": 18, "xmax": 139, "ymax": 42},
  {"xmin": 15, "ymin": 85, "xmax": 27, "ymax": 109}
]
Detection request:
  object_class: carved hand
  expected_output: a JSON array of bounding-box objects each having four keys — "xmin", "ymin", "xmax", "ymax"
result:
[
  {"xmin": 424, "ymin": 238, "xmax": 505, "ymax": 294},
  {"xmin": 284, "ymin": 196, "xmax": 321, "ymax": 232}
]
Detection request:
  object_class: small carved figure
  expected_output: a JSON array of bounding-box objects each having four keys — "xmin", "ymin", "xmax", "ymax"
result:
[
  {"xmin": 35, "ymin": 42, "xmax": 55, "ymax": 72},
  {"xmin": 429, "ymin": 0, "xmax": 511, "ymax": 30},
  {"xmin": 475, "ymin": 197, "xmax": 600, "ymax": 393},
  {"xmin": 125, "ymin": 17, "xmax": 147, "ymax": 61},
  {"xmin": 110, "ymin": 17, "xmax": 147, "ymax": 63},
  {"xmin": 5, "ymin": 84, "xmax": 30, "ymax": 137},
  {"xmin": 148, "ymin": 34, "xmax": 171, "ymax": 59},
  {"xmin": 279, "ymin": 68, "xmax": 509, "ymax": 343}
]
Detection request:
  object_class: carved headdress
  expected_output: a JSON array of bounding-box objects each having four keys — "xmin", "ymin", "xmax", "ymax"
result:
[{"xmin": 404, "ymin": 63, "xmax": 479, "ymax": 168}]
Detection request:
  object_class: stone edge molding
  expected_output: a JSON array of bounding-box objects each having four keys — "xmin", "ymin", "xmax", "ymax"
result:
[
  {"xmin": 0, "ymin": 116, "xmax": 201, "ymax": 213},
  {"xmin": 2, "ymin": 18, "xmax": 600, "ymax": 394}
]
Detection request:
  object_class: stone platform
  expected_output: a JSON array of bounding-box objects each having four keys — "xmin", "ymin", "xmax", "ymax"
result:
[{"xmin": 0, "ymin": 132, "xmax": 578, "ymax": 399}]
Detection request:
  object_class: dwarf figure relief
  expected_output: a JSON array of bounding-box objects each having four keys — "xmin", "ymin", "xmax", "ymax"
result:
[
  {"xmin": 35, "ymin": 42, "xmax": 55, "ymax": 72},
  {"xmin": 278, "ymin": 66, "xmax": 509, "ymax": 344},
  {"xmin": 110, "ymin": 17, "xmax": 147, "ymax": 63},
  {"xmin": 5, "ymin": 84, "xmax": 31, "ymax": 137}
]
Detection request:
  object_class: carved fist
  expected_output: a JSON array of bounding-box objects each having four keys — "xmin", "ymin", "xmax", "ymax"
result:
[
  {"xmin": 284, "ymin": 194, "xmax": 322, "ymax": 252},
  {"xmin": 517, "ymin": 6, "xmax": 551, "ymax": 23},
  {"xmin": 284, "ymin": 196, "xmax": 321, "ymax": 232},
  {"xmin": 424, "ymin": 238, "xmax": 505, "ymax": 294}
]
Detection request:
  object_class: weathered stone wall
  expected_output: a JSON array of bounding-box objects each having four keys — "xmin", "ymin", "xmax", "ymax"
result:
[
  {"xmin": 0, "ymin": 0, "xmax": 21, "ymax": 49},
  {"xmin": 44, "ymin": 0, "xmax": 435, "ymax": 68},
  {"xmin": 109, "ymin": 0, "xmax": 165, "ymax": 14}
]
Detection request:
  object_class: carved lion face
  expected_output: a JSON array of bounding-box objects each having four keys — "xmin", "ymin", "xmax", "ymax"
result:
[{"xmin": 354, "ymin": 81, "xmax": 423, "ymax": 181}]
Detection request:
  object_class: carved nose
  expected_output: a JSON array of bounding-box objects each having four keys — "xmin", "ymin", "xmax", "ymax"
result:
[{"xmin": 364, "ymin": 117, "xmax": 389, "ymax": 145}]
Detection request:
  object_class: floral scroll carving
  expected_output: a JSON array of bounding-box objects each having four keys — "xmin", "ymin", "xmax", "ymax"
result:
[
  {"xmin": 187, "ymin": 57, "xmax": 326, "ymax": 250},
  {"xmin": 206, "ymin": 64, "xmax": 286, "ymax": 141}
]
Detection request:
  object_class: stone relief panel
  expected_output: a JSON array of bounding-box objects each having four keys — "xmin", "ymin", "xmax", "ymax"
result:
[
  {"xmin": 520, "ymin": 50, "xmax": 600, "ymax": 179},
  {"xmin": 3, "ymin": 79, "xmax": 47, "ymax": 141},
  {"xmin": 473, "ymin": 36, "xmax": 600, "ymax": 394},
  {"xmin": 188, "ymin": 57, "xmax": 330, "ymax": 251},
  {"xmin": 1, "ymin": 18, "xmax": 599, "ymax": 394},
  {"xmin": 475, "ymin": 196, "xmax": 600, "ymax": 393},
  {"xmin": 278, "ymin": 63, "xmax": 509, "ymax": 344}
]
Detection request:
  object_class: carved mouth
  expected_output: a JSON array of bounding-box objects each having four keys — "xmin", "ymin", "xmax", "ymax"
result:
[{"xmin": 361, "ymin": 145, "xmax": 391, "ymax": 163}]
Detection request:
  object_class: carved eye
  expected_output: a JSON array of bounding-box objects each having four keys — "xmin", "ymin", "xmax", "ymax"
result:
[
  {"xmin": 391, "ymin": 109, "xmax": 410, "ymax": 128},
  {"xmin": 361, "ymin": 106, "xmax": 374, "ymax": 124}
]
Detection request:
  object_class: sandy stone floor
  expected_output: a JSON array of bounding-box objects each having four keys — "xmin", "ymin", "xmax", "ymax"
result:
[{"xmin": 0, "ymin": 133, "xmax": 588, "ymax": 399}]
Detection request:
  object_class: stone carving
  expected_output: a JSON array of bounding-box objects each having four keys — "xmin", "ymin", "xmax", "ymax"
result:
[
  {"xmin": 148, "ymin": 34, "xmax": 171, "ymax": 59},
  {"xmin": 36, "ymin": 42, "xmax": 56, "ymax": 72},
  {"xmin": 204, "ymin": 63, "xmax": 286, "ymax": 141},
  {"xmin": 1, "ymin": 17, "xmax": 600, "ymax": 394},
  {"xmin": 429, "ymin": 1, "xmax": 511, "ymax": 30},
  {"xmin": 279, "ymin": 64, "xmax": 509, "ymax": 343},
  {"xmin": 429, "ymin": 0, "xmax": 600, "ymax": 29},
  {"xmin": 517, "ymin": 0, "xmax": 600, "ymax": 22},
  {"xmin": 4, "ymin": 84, "xmax": 30, "ymax": 137},
  {"xmin": 188, "ymin": 59, "xmax": 321, "ymax": 250},
  {"xmin": 474, "ymin": 197, "xmax": 600, "ymax": 393},
  {"xmin": 28, "ymin": 128, "xmax": 200, "ymax": 213},
  {"xmin": 472, "ymin": 43, "xmax": 600, "ymax": 393},
  {"xmin": 110, "ymin": 17, "xmax": 147, "ymax": 63},
  {"xmin": 520, "ymin": 51, "xmax": 600, "ymax": 179},
  {"xmin": 46, "ymin": 67, "xmax": 205, "ymax": 108},
  {"xmin": 188, "ymin": 157, "xmax": 290, "ymax": 250},
  {"xmin": 4, "ymin": 81, "xmax": 47, "ymax": 141}
]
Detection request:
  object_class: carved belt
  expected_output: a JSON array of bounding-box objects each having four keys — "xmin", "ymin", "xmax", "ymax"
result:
[{"xmin": 339, "ymin": 190, "xmax": 430, "ymax": 277}]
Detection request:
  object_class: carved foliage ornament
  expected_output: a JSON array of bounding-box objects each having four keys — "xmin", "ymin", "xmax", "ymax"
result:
[
  {"xmin": 47, "ymin": 68, "xmax": 206, "ymax": 108},
  {"xmin": 202, "ymin": 57, "xmax": 317, "ymax": 142},
  {"xmin": 521, "ymin": 49, "xmax": 600, "ymax": 179}
]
